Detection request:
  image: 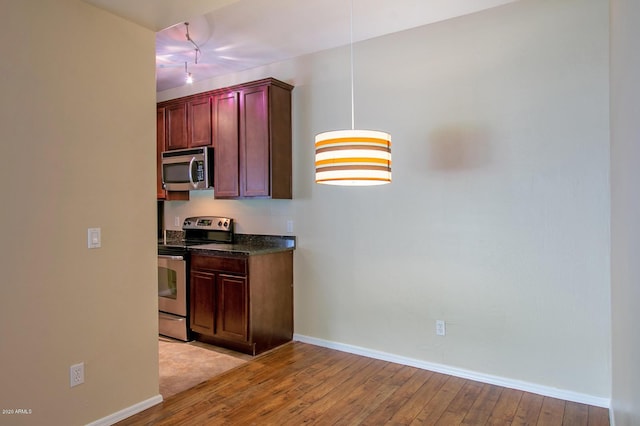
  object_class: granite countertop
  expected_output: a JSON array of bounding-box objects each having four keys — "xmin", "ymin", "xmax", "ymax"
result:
[
  {"xmin": 190, "ymin": 234, "xmax": 295, "ymax": 256},
  {"xmin": 160, "ymin": 233, "xmax": 296, "ymax": 256}
]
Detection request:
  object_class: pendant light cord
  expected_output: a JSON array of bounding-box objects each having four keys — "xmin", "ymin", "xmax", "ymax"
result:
[{"xmin": 350, "ymin": 0, "xmax": 355, "ymax": 130}]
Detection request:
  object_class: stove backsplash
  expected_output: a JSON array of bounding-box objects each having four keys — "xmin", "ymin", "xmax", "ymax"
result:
[{"xmin": 162, "ymin": 190, "xmax": 295, "ymax": 237}]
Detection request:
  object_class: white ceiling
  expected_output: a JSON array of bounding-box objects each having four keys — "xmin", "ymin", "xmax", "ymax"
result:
[{"xmin": 85, "ymin": 0, "xmax": 519, "ymax": 92}]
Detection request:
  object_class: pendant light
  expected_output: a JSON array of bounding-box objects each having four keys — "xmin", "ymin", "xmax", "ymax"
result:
[{"xmin": 315, "ymin": 0, "xmax": 392, "ymax": 186}]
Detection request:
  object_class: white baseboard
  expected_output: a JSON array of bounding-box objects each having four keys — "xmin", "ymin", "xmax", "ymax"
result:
[
  {"xmin": 293, "ymin": 334, "xmax": 611, "ymax": 409},
  {"xmin": 86, "ymin": 394, "xmax": 163, "ymax": 426}
]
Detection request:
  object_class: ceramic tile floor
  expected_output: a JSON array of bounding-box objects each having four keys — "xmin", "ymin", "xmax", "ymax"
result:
[{"xmin": 158, "ymin": 337, "xmax": 251, "ymax": 398}]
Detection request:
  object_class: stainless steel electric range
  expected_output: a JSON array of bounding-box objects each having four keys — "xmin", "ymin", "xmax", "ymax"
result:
[{"xmin": 157, "ymin": 216, "xmax": 234, "ymax": 341}]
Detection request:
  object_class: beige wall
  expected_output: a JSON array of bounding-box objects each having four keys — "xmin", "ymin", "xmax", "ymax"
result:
[
  {"xmin": 0, "ymin": 0, "xmax": 158, "ymax": 424},
  {"xmin": 611, "ymin": 0, "xmax": 640, "ymax": 424},
  {"xmin": 161, "ymin": 0, "xmax": 611, "ymax": 400}
]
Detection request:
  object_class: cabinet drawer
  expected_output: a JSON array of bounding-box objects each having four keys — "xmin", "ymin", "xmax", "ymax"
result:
[{"xmin": 191, "ymin": 255, "xmax": 247, "ymax": 275}]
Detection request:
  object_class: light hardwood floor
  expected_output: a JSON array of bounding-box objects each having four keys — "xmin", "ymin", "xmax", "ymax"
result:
[{"xmin": 117, "ymin": 342, "xmax": 610, "ymax": 425}]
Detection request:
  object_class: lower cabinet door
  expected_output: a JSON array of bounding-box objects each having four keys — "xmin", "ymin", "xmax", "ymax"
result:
[
  {"xmin": 190, "ymin": 270, "xmax": 215, "ymax": 335},
  {"xmin": 216, "ymin": 274, "xmax": 248, "ymax": 342}
]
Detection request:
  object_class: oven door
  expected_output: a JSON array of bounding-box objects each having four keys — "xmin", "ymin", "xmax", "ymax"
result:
[{"xmin": 158, "ymin": 254, "xmax": 186, "ymax": 317}]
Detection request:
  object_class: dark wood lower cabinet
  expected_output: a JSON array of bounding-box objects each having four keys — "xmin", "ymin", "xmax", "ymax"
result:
[
  {"xmin": 216, "ymin": 274, "xmax": 248, "ymax": 342},
  {"xmin": 189, "ymin": 251, "xmax": 293, "ymax": 355},
  {"xmin": 190, "ymin": 270, "xmax": 216, "ymax": 335}
]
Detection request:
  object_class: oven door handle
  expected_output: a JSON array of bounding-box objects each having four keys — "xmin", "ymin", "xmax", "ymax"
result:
[
  {"xmin": 158, "ymin": 255, "xmax": 184, "ymax": 260},
  {"xmin": 159, "ymin": 312, "xmax": 185, "ymax": 321}
]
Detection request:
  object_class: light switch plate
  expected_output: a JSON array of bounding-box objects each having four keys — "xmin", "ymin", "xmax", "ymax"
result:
[{"xmin": 87, "ymin": 228, "xmax": 101, "ymax": 249}]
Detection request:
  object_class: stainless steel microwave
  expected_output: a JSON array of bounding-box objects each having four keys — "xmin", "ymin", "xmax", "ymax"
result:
[{"xmin": 161, "ymin": 147, "xmax": 213, "ymax": 191}]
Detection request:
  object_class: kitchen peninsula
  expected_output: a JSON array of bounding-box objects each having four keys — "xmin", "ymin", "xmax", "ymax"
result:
[{"xmin": 190, "ymin": 235, "xmax": 294, "ymax": 356}]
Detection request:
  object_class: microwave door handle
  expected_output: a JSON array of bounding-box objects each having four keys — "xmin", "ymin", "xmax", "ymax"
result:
[{"xmin": 188, "ymin": 157, "xmax": 197, "ymax": 189}]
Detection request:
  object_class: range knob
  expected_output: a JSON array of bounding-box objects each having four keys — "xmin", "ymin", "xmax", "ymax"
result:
[{"xmin": 218, "ymin": 221, "xmax": 223, "ymax": 227}]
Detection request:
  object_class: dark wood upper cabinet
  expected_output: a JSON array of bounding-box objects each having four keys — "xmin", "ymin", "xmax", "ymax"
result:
[
  {"xmin": 216, "ymin": 79, "xmax": 293, "ymax": 199},
  {"xmin": 157, "ymin": 106, "xmax": 191, "ymax": 201},
  {"xmin": 212, "ymin": 91, "xmax": 240, "ymax": 198},
  {"xmin": 241, "ymin": 81, "xmax": 292, "ymax": 199},
  {"xmin": 165, "ymin": 102, "xmax": 188, "ymax": 150},
  {"xmin": 240, "ymin": 85, "xmax": 270, "ymax": 197},
  {"xmin": 157, "ymin": 77, "xmax": 293, "ymax": 200},
  {"xmin": 163, "ymin": 97, "xmax": 211, "ymax": 150},
  {"xmin": 188, "ymin": 96, "xmax": 212, "ymax": 147}
]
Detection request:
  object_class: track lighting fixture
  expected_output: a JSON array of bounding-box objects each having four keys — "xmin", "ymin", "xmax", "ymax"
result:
[{"xmin": 183, "ymin": 22, "xmax": 200, "ymax": 85}]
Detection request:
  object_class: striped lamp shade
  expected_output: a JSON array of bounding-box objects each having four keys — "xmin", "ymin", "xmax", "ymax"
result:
[{"xmin": 315, "ymin": 129, "xmax": 392, "ymax": 186}]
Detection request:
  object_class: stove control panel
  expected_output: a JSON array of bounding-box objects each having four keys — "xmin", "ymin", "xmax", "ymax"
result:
[{"xmin": 183, "ymin": 216, "xmax": 233, "ymax": 231}]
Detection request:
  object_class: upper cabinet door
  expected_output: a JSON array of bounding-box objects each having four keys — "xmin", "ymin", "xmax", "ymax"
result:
[
  {"xmin": 237, "ymin": 81, "xmax": 292, "ymax": 199},
  {"xmin": 212, "ymin": 91, "xmax": 240, "ymax": 198},
  {"xmin": 166, "ymin": 103, "xmax": 188, "ymax": 150},
  {"xmin": 240, "ymin": 85, "xmax": 270, "ymax": 197},
  {"xmin": 189, "ymin": 97, "xmax": 212, "ymax": 147}
]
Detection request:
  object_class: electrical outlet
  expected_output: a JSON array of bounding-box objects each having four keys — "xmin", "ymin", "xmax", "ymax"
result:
[
  {"xmin": 174, "ymin": 216, "xmax": 180, "ymax": 227},
  {"xmin": 436, "ymin": 320, "xmax": 446, "ymax": 336},
  {"xmin": 70, "ymin": 362, "xmax": 84, "ymax": 387},
  {"xmin": 286, "ymin": 220, "xmax": 294, "ymax": 233}
]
